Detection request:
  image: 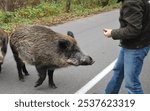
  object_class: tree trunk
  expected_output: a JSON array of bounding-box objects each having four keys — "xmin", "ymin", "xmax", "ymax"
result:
[
  {"xmin": 0, "ymin": 0, "xmax": 6, "ymax": 10},
  {"xmin": 66, "ymin": 0, "xmax": 72, "ymax": 13},
  {"xmin": 6, "ymin": 0, "xmax": 14, "ymax": 11},
  {"xmin": 100, "ymin": 0, "xmax": 109, "ymax": 7},
  {"xmin": 45, "ymin": 0, "xmax": 58, "ymax": 3},
  {"xmin": 77, "ymin": 0, "xmax": 81, "ymax": 4},
  {"xmin": 0, "ymin": 0, "xmax": 14, "ymax": 11},
  {"xmin": 31, "ymin": 0, "xmax": 41, "ymax": 7}
]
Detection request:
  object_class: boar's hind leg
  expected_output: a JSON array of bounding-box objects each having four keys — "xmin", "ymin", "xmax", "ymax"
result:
[
  {"xmin": 22, "ymin": 64, "xmax": 29, "ymax": 76},
  {"xmin": 10, "ymin": 45, "xmax": 29, "ymax": 81},
  {"xmin": 34, "ymin": 66, "xmax": 47, "ymax": 87},
  {"xmin": 14, "ymin": 55, "xmax": 25, "ymax": 81},
  {"xmin": 48, "ymin": 70, "xmax": 57, "ymax": 89}
]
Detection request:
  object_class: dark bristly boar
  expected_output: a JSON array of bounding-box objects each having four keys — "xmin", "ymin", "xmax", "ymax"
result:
[
  {"xmin": 10, "ymin": 25, "xmax": 94, "ymax": 88},
  {"xmin": 0, "ymin": 29, "xmax": 8, "ymax": 72}
]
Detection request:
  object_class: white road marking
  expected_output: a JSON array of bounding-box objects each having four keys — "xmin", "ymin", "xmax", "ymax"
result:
[{"xmin": 75, "ymin": 59, "xmax": 117, "ymax": 94}]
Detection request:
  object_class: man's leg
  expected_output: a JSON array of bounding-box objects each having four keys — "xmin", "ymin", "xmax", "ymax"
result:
[
  {"xmin": 124, "ymin": 45, "xmax": 150, "ymax": 94},
  {"xmin": 105, "ymin": 48, "xmax": 124, "ymax": 94}
]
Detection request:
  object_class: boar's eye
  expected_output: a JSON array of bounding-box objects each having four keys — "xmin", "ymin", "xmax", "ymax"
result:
[
  {"xmin": 67, "ymin": 31, "xmax": 74, "ymax": 38},
  {"xmin": 59, "ymin": 40, "xmax": 70, "ymax": 50}
]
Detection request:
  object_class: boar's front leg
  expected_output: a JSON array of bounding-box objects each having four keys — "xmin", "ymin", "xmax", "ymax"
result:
[
  {"xmin": 48, "ymin": 70, "xmax": 57, "ymax": 89},
  {"xmin": 34, "ymin": 66, "xmax": 47, "ymax": 87}
]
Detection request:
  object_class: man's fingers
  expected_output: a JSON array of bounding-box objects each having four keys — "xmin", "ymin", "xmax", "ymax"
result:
[{"xmin": 103, "ymin": 29, "xmax": 107, "ymax": 32}]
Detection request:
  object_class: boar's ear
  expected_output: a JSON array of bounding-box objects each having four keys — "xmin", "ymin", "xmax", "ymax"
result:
[
  {"xmin": 67, "ymin": 31, "xmax": 74, "ymax": 38},
  {"xmin": 59, "ymin": 39, "xmax": 70, "ymax": 50}
]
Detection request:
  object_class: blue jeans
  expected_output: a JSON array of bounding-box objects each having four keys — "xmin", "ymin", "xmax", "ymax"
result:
[{"xmin": 105, "ymin": 44, "xmax": 150, "ymax": 94}]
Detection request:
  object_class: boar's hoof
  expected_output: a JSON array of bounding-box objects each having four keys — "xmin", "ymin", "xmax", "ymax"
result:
[
  {"xmin": 49, "ymin": 84, "xmax": 57, "ymax": 89},
  {"xmin": 34, "ymin": 84, "xmax": 39, "ymax": 87},
  {"xmin": 34, "ymin": 79, "xmax": 44, "ymax": 87},
  {"xmin": 34, "ymin": 82, "xmax": 42, "ymax": 87},
  {"xmin": 34, "ymin": 83, "xmax": 40, "ymax": 87},
  {"xmin": 19, "ymin": 74, "xmax": 25, "ymax": 82},
  {"xmin": 19, "ymin": 78, "xmax": 25, "ymax": 82},
  {"xmin": 25, "ymin": 73, "xmax": 30, "ymax": 76}
]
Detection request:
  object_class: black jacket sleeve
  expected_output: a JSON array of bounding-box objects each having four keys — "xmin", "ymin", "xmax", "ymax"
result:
[{"xmin": 112, "ymin": 0, "xmax": 144, "ymax": 40}]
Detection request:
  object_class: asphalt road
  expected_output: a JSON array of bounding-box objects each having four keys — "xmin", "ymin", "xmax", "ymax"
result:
[{"xmin": 0, "ymin": 10, "xmax": 150, "ymax": 94}]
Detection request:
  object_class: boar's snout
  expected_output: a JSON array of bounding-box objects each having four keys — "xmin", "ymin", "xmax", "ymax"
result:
[
  {"xmin": 80, "ymin": 55, "xmax": 94, "ymax": 65},
  {"xmin": 67, "ymin": 55, "xmax": 94, "ymax": 66}
]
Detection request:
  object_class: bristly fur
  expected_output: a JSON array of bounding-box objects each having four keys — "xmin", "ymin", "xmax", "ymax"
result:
[
  {"xmin": 10, "ymin": 25, "xmax": 77, "ymax": 69},
  {"xmin": 10, "ymin": 25, "xmax": 93, "ymax": 88},
  {"xmin": 0, "ymin": 29, "xmax": 8, "ymax": 72}
]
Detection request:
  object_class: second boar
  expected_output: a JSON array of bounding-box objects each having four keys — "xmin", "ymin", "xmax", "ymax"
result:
[{"xmin": 0, "ymin": 29, "xmax": 8, "ymax": 72}]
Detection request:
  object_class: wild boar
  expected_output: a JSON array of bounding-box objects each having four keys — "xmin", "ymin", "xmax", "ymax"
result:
[
  {"xmin": 0, "ymin": 29, "xmax": 8, "ymax": 72},
  {"xmin": 10, "ymin": 25, "xmax": 94, "ymax": 88}
]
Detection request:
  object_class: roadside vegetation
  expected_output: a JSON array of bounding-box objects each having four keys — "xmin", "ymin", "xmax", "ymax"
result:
[{"xmin": 0, "ymin": 0, "xmax": 119, "ymax": 33}]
